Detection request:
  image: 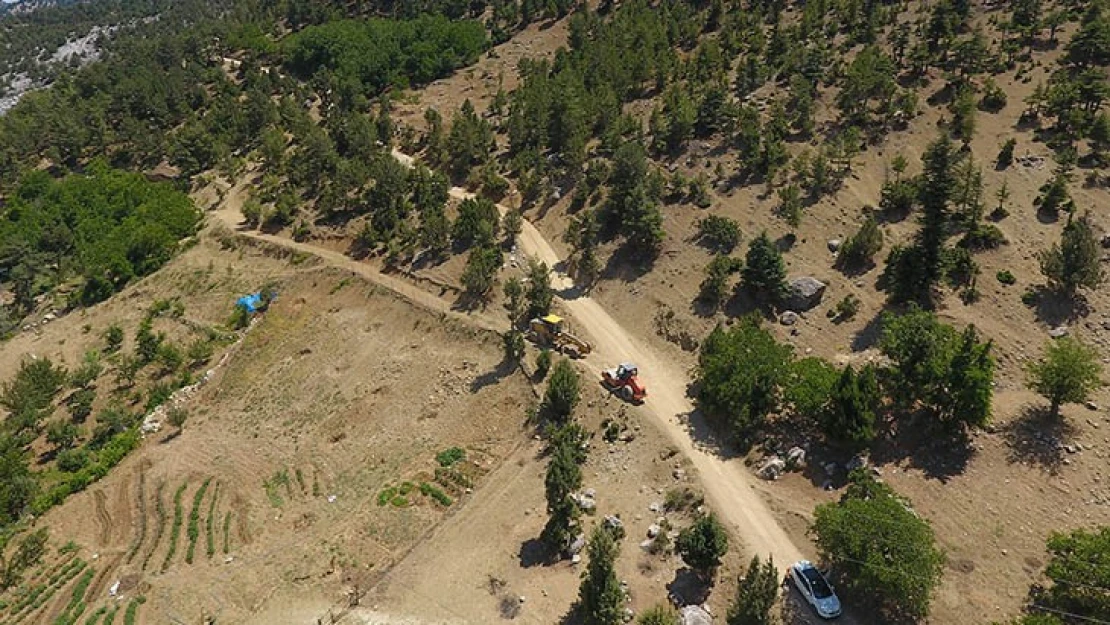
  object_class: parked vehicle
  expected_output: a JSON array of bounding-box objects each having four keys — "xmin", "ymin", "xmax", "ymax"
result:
[{"xmin": 789, "ymin": 560, "xmax": 842, "ymax": 619}]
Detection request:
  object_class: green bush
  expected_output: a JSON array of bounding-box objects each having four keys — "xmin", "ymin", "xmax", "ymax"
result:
[
  {"xmin": 162, "ymin": 482, "xmax": 188, "ymax": 571},
  {"xmin": 996, "ymin": 270, "xmax": 1016, "ymax": 285},
  {"xmin": 676, "ymin": 513, "xmax": 729, "ymax": 577},
  {"xmin": 535, "ymin": 349, "xmax": 553, "ymax": 380},
  {"xmin": 185, "ymin": 478, "xmax": 212, "ymax": 564},
  {"xmin": 997, "ymin": 138, "xmax": 1017, "ymax": 168},
  {"xmin": 838, "ymin": 216, "xmax": 884, "ymax": 269},
  {"xmin": 834, "ymin": 294, "xmax": 862, "ymax": 321},
  {"xmin": 205, "ymin": 482, "xmax": 220, "ymax": 559},
  {"xmin": 419, "ymin": 482, "xmax": 453, "ymax": 506},
  {"xmin": 436, "ymin": 447, "xmax": 466, "ymax": 468},
  {"xmin": 695, "ymin": 215, "xmax": 742, "ymax": 253},
  {"xmin": 57, "ymin": 448, "xmax": 92, "ymax": 473}
]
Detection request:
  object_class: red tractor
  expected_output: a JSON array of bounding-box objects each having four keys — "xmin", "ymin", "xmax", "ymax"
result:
[{"xmin": 601, "ymin": 363, "xmax": 647, "ymax": 404}]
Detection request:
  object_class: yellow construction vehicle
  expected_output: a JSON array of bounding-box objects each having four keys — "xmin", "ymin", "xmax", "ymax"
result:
[{"xmin": 527, "ymin": 314, "xmax": 592, "ymax": 359}]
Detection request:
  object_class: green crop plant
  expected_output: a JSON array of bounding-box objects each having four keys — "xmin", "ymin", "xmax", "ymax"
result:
[
  {"xmin": 185, "ymin": 478, "xmax": 212, "ymax": 563},
  {"xmin": 161, "ymin": 482, "xmax": 188, "ymax": 571}
]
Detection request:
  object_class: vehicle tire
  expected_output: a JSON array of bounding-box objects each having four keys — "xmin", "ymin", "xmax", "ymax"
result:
[{"xmin": 620, "ymin": 386, "xmax": 633, "ymax": 401}]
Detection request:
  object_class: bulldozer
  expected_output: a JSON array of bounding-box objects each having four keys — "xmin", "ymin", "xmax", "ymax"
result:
[
  {"xmin": 527, "ymin": 314, "xmax": 592, "ymax": 358},
  {"xmin": 601, "ymin": 363, "xmax": 647, "ymax": 404}
]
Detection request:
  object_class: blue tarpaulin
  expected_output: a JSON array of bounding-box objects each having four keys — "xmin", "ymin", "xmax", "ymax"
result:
[{"xmin": 236, "ymin": 293, "xmax": 263, "ymax": 313}]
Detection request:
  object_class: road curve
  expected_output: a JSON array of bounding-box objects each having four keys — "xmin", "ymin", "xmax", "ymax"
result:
[{"xmin": 398, "ymin": 150, "xmax": 806, "ymax": 568}]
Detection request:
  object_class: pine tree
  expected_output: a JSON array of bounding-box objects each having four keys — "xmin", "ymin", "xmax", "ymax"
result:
[
  {"xmin": 914, "ymin": 134, "xmax": 958, "ymax": 306},
  {"xmin": 543, "ymin": 359, "xmax": 581, "ymax": 423},
  {"xmin": 741, "ymin": 232, "xmax": 788, "ymax": 302},
  {"xmin": 579, "ymin": 524, "xmax": 624, "ymax": 625},
  {"xmin": 541, "ymin": 432, "xmax": 584, "ymax": 554},
  {"xmin": 726, "ymin": 556, "xmax": 780, "ymax": 625},
  {"xmin": 1027, "ymin": 337, "xmax": 1104, "ymax": 418},
  {"xmin": 526, "ymin": 259, "xmax": 554, "ymax": 319},
  {"xmin": 1039, "ymin": 212, "xmax": 1105, "ymax": 296},
  {"xmin": 940, "ymin": 326, "xmax": 995, "ymax": 430},
  {"xmin": 822, "ymin": 365, "xmax": 878, "ymax": 451}
]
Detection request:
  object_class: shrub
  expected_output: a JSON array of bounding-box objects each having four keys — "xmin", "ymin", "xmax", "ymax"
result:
[
  {"xmin": 960, "ymin": 223, "xmax": 1007, "ymax": 250},
  {"xmin": 784, "ymin": 358, "xmax": 839, "ymax": 422},
  {"xmin": 837, "ymin": 216, "xmax": 884, "ymax": 269},
  {"xmin": 419, "ymin": 482, "xmax": 453, "ymax": 506},
  {"xmin": 675, "ymin": 513, "xmax": 729, "ymax": 578},
  {"xmin": 435, "ymin": 447, "xmax": 466, "ymax": 467},
  {"xmin": 834, "ymin": 294, "xmax": 861, "ymax": 320},
  {"xmin": 979, "ymin": 79, "xmax": 1007, "ymax": 112},
  {"xmin": 695, "ymin": 215, "xmax": 741, "ymax": 253},
  {"xmin": 698, "ymin": 255, "xmax": 741, "ymax": 311},
  {"xmin": 185, "ymin": 478, "xmax": 212, "ymax": 563},
  {"xmin": 162, "ymin": 482, "xmax": 188, "ymax": 571},
  {"xmin": 535, "ymin": 349, "xmax": 553, "ymax": 380},
  {"xmin": 996, "ymin": 270, "xmax": 1016, "ymax": 285},
  {"xmin": 1038, "ymin": 212, "xmax": 1104, "ymax": 297},
  {"xmin": 103, "ymin": 325, "xmax": 125, "ymax": 353},
  {"xmin": 879, "ymin": 178, "xmax": 918, "ymax": 216},
  {"xmin": 997, "ymin": 138, "xmax": 1017, "ymax": 169},
  {"xmin": 57, "ymin": 449, "xmax": 91, "ymax": 473},
  {"xmin": 637, "ymin": 604, "xmax": 679, "ymax": 625}
]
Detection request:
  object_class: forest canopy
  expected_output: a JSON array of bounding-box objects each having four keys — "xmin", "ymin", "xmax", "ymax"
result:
[
  {"xmin": 0, "ymin": 163, "xmax": 199, "ymax": 310},
  {"xmin": 284, "ymin": 15, "xmax": 489, "ymax": 97}
]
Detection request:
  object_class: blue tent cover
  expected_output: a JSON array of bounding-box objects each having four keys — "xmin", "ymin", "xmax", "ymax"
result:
[{"xmin": 236, "ymin": 293, "xmax": 263, "ymax": 313}]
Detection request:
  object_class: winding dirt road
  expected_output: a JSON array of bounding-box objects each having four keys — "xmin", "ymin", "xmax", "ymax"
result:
[{"xmin": 212, "ymin": 154, "xmax": 805, "ymax": 571}]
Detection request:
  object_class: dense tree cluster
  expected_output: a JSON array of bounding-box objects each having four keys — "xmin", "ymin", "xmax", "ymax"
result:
[{"xmin": 0, "ymin": 165, "xmax": 199, "ymax": 319}]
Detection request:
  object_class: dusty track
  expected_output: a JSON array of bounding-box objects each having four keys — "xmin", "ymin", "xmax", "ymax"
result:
[{"xmin": 213, "ymin": 153, "xmax": 805, "ymax": 572}]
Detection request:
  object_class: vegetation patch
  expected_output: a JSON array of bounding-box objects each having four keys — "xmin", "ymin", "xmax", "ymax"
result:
[
  {"xmin": 435, "ymin": 447, "xmax": 466, "ymax": 468},
  {"xmin": 161, "ymin": 481, "xmax": 188, "ymax": 572},
  {"xmin": 185, "ymin": 477, "xmax": 212, "ymax": 564},
  {"xmin": 205, "ymin": 482, "xmax": 221, "ymax": 559},
  {"xmin": 263, "ymin": 469, "xmax": 291, "ymax": 507},
  {"xmin": 419, "ymin": 482, "xmax": 453, "ymax": 507},
  {"xmin": 125, "ymin": 469, "xmax": 147, "ymax": 564},
  {"xmin": 122, "ymin": 596, "xmax": 146, "ymax": 625},
  {"xmin": 222, "ymin": 512, "xmax": 232, "ymax": 555},
  {"xmin": 142, "ymin": 483, "xmax": 167, "ymax": 571}
]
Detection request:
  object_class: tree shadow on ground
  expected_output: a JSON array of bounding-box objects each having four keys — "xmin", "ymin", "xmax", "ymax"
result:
[
  {"xmin": 1002, "ymin": 404, "xmax": 1079, "ymax": 474},
  {"xmin": 1026, "ymin": 286, "xmax": 1089, "ymax": 328},
  {"xmin": 869, "ymin": 411, "xmax": 976, "ymax": 483},
  {"xmin": 469, "ymin": 359, "xmax": 518, "ymax": 394},
  {"xmin": 667, "ymin": 567, "xmax": 712, "ymax": 608},
  {"xmin": 600, "ymin": 245, "xmax": 656, "ymax": 283},
  {"xmin": 850, "ymin": 311, "xmax": 885, "ymax": 352},
  {"xmin": 517, "ymin": 538, "xmax": 550, "ymax": 569},
  {"xmin": 674, "ymin": 407, "xmax": 745, "ymax": 462}
]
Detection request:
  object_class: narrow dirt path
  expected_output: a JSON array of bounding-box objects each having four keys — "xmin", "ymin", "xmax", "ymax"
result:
[{"xmin": 209, "ymin": 176, "xmax": 503, "ymax": 335}]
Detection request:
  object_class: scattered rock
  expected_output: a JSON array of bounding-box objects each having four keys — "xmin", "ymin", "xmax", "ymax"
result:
[
  {"xmin": 828, "ymin": 239, "xmax": 842, "ymax": 253},
  {"xmin": 672, "ymin": 468, "xmax": 686, "ymax": 480},
  {"xmin": 1049, "ymin": 325, "xmax": 1069, "ymax": 339},
  {"xmin": 647, "ymin": 524, "xmax": 661, "ymax": 538},
  {"xmin": 648, "ymin": 501, "xmax": 663, "ymax": 513},
  {"xmin": 1066, "ymin": 444, "xmax": 1080, "ymax": 454},
  {"xmin": 681, "ymin": 604, "xmax": 713, "ymax": 625},
  {"xmin": 758, "ymin": 456, "xmax": 786, "ymax": 480},
  {"xmin": 571, "ymin": 554, "xmax": 582, "ymax": 564},
  {"xmin": 779, "ymin": 311, "xmax": 800, "ymax": 326},
  {"xmin": 604, "ymin": 515, "xmax": 624, "ymax": 532},
  {"xmin": 583, "ymin": 488, "xmax": 597, "ymax": 499},
  {"xmin": 786, "ymin": 277, "xmax": 827, "ymax": 311},
  {"xmin": 1087, "ymin": 401, "xmax": 1100, "ymax": 411},
  {"xmin": 822, "ymin": 480, "xmax": 834, "ymax": 491},
  {"xmin": 785, "ymin": 446, "xmax": 806, "ymax": 469},
  {"xmin": 568, "ymin": 534, "xmax": 586, "ymax": 556},
  {"xmin": 1102, "ymin": 234, "xmax": 1110, "ymax": 249},
  {"xmin": 624, "ymin": 608, "xmax": 635, "ymax": 622},
  {"xmin": 847, "ymin": 454, "xmax": 870, "ymax": 472},
  {"xmin": 572, "ymin": 493, "xmax": 596, "ymax": 512}
]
